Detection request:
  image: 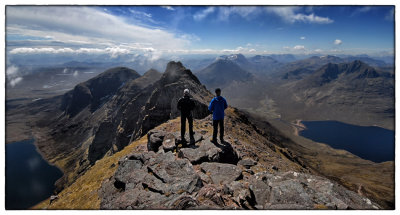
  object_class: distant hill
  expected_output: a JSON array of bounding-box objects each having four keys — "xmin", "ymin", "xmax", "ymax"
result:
[
  {"xmin": 267, "ymin": 54, "xmax": 297, "ymax": 63},
  {"xmin": 215, "ymin": 53, "xmax": 283, "ymax": 74},
  {"xmin": 61, "ymin": 67, "xmax": 141, "ymax": 117},
  {"xmin": 279, "ymin": 55, "xmax": 346, "ymax": 80},
  {"xmin": 270, "ymin": 60, "xmax": 394, "ymax": 129},
  {"xmin": 196, "ymin": 59, "xmax": 253, "ymax": 89}
]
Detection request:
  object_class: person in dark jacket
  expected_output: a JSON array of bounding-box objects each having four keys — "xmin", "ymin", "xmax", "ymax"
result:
[
  {"xmin": 177, "ymin": 89, "xmax": 195, "ymax": 143},
  {"xmin": 208, "ymin": 88, "xmax": 228, "ymax": 144}
]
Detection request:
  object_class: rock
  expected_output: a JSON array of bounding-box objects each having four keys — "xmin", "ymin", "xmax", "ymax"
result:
[
  {"xmin": 49, "ymin": 195, "xmax": 58, "ymax": 204},
  {"xmin": 200, "ymin": 162, "xmax": 242, "ymax": 185},
  {"xmin": 178, "ymin": 139, "xmax": 240, "ymax": 165},
  {"xmin": 114, "ymin": 159, "xmax": 145, "ymax": 188},
  {"xmin": 196, "ymin": 184, "xmax": 225, "ymax": 207},
  {"xmin": 198, "ymin": 171, "xmax": 212, "ymax": 184},
  {"xmin": 269, "ymin": 179, "xmax": 313, "ymax": 206},
  {"xmin": 101, "ymin": 150, "xmax": 203, "ymax": 209},
  {"xmin": 246, "ymin": 174, "xmax": 271, "ymax": 208},
  {"xmin": 178, "ymin": 139, "xmax": 221, "ymax": 164},
  {"xmin": 169, "ymin": 195, "xmax": 199, "ymax": 209},
  {"xmin": 264, "ymin": 203, "xmax": 308, "ymax": 209},
  {"xmin": 147, "ymin": 130, "xmax": 166, "ymax": 152},
  {"xmin": 215, "ymin": 141, "xmax": 241, "ymax": 164},
  {"xmin": 162, "ymin": 133, "xmax": 176, "ymax": 152},
  {"xmin": 258, "ymin": 171, "xmax": 380, "ymax": 209},
  {"xmin": 238, "ymin": 158, "xmax": 257, "ymax": 169},
  {"xmin": 177, "ymin": 132, "xmax": 203, "ymax": 144},
  {"xmin": 223, "ymin": 181, "xmax": 255, "ymax": 209}
]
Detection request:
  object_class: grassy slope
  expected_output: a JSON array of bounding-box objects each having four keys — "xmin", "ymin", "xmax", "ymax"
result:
[{"xmin": 33, "ymin": 133, "xmax": 148, "ymax": 209}]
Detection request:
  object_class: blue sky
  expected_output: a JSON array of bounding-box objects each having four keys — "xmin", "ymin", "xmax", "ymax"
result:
[{"xmin": 6, "ymin": 5, "xmax": 394, "ymax": 60}]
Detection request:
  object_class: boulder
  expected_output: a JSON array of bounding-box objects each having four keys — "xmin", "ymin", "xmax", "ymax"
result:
[
  {"xmin": 196, "ymin": 184, "xmax": 225, "ymax": 207},
  {"xmin": 162, "ymin": 133, "xmax": 176, "ymax": 152},
  {"xmin": 100, "ymin": 150, "xmax": 203, "ymax": 209},
  {"xmin": 178, "ymin": 139, "xmax": 240, "ymax": 165},
  {"xmin": 178, "ymin": 139, "xmax": 221, "ymax": 164},
  {"xmin": 238, "ymin": 158, "xmax": 257, "ymax": 169},
  {"xmin": 147, "ymin": 130, "xmax": 166, "ymax": 152},
  {"xmin": 246, "ymin": 174, "xmax": 271, "ymax": 208},
  {"xmin": 200, "ymin": 162, "xmax": 242, "ymax": 185}
]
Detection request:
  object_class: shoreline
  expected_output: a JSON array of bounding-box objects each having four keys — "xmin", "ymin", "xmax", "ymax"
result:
[{"xmin": 292, "ymin": 119, "xmax": 307, "ymax": 136}]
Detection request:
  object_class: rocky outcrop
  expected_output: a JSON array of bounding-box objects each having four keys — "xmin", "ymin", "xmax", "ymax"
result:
[{"xmin": 99, "ymin": 129, "xmax": 380, "ymax": 210}]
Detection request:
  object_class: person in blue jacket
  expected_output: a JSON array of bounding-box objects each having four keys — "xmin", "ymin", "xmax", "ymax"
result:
[{"xmin": 208, "ymin": 88, "xmax": 228, "ymax": 144}]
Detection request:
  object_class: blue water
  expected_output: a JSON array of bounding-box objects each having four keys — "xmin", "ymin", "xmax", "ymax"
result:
[
  {"xmin": 299, "ymin": 121, "xmax": 394, "ymax": 163},
  {"xmin": 6, "ymin": 139, "xmax": 63, "ymax": 210}
]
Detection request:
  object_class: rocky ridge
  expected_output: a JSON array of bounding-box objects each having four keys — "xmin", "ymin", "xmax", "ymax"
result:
[
  {"xmin": 99, "ymin": 124, "xmax": 380, "ymax": 209},
  {"xmin": 33, "ymin": 61, "xmax": 212, "ymax": 191}
]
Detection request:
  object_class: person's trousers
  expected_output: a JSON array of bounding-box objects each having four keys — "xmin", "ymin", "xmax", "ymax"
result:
[
  {"xmin": 181, "ymin": 114, "xmax": 194, "ymax": 139},
  {"xmin": 212, "ymin": 119, "xmax": 224, "ymax": 141}
]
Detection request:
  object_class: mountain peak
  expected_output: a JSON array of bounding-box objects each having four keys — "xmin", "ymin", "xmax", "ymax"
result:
[
  {"xmin": 143, "ymin": 68, "xmax": 161, "ymax": 77},
  {"xmin": 162, "ymin": 61, "xmax": 201, "ymax": 85}
]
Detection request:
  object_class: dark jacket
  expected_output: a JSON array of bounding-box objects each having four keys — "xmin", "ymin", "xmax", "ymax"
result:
[
  {"xmin": 177, "ymin": 95, "xmax": 195, "ymax": 116},
  {"xmin": 208, "ymin": 96, "xmax": 228, "ymax": 120}
]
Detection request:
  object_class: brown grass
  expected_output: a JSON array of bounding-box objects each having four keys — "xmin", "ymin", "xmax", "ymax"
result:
[{"xmin": 33, "ymin": 136, "xmax": 148, "ymax": 209}]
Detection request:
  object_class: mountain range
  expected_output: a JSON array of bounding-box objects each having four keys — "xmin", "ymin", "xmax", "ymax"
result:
[
  {"xmin": 194, "ymin": 54, "xmax": 394, "ymax": 130},
  {"xmin": 6, "ymin": 56, "xmax": 395, "ymax": 209}
]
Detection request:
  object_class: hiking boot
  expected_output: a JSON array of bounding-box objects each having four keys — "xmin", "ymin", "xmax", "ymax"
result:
[
  {"xmin": 211, "ymin": 138, "xmax": 218, "ymax": 144},
  {"xmin": 189, "ymin": 136, "xmax": 195, "ymax": 145}
]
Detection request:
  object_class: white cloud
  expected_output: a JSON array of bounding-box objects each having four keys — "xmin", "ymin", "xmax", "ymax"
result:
[
  {"xmin": 293, "ymin": 45, "xmax": 305, "ymax": 50},
  {"xmin": 334, "ymin": 39, "xmax": 342, "ymax": 45},
  {"xmin": 10, "ymin": 77, "xmax": 23, "ymax": 87},
  {"xmin": 6, "ymin": 65, "xmax": 19, "ymax": 76},
  {"xmin": 9, "ymin": 46, "xmax": 155, "ymax": 59},
  {"xmin": 265, "ymin": 7, "xmax": 333, "ymax": 24},
  {"xmin": 7, "ymin": 65, "xmax": 24, "ymax": 87},
  {"xmin": 73, "ymin": 70, "xmax": 79, "ymax": 77},
  {"xmin": 217, "ymin": 7, "xmax": 260, "ymax": 21},
  {"xmin": 300, "ymin": 36, "xmax": 306, "ymax": 40},
  {"xmin": 193, "ymin": 7, "xmax": 215, "ymax": 21},
  {"xmin": 351, "ymin": 6, "xmax": 372, "ymax": 17},
  {"xmin": 282, "ymin": 45, "xmax": 308, "ymax": 53},
  {"xmin": 128, "ymin": 9, "xmax": 152, "ymax": 18},
  {"xmin": 194, "ymin": 6, "xmax": 262, "ymax": 22},
  {"xmin": 6, "ymin": 6, "xmax": 191, "ymax": 56},
  {"xmin": 161, "ymin": 6, "xmax": 175, "ymax": 11}
]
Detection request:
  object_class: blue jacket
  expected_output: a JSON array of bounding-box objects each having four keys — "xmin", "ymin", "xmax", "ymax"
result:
[{"xmin": 208, "ymin": 96, "xmax": 228, "ymax": 120}]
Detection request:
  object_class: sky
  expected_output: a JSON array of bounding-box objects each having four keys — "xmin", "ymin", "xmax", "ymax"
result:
[{"xmin": 5, "ymin": 5, "xmax": 395, "ymax": 62}]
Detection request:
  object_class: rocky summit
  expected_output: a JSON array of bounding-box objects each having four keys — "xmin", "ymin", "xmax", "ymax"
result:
[{"xmin": 99, "ymin": 126, "xmax": 379, "ymax": 209}]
